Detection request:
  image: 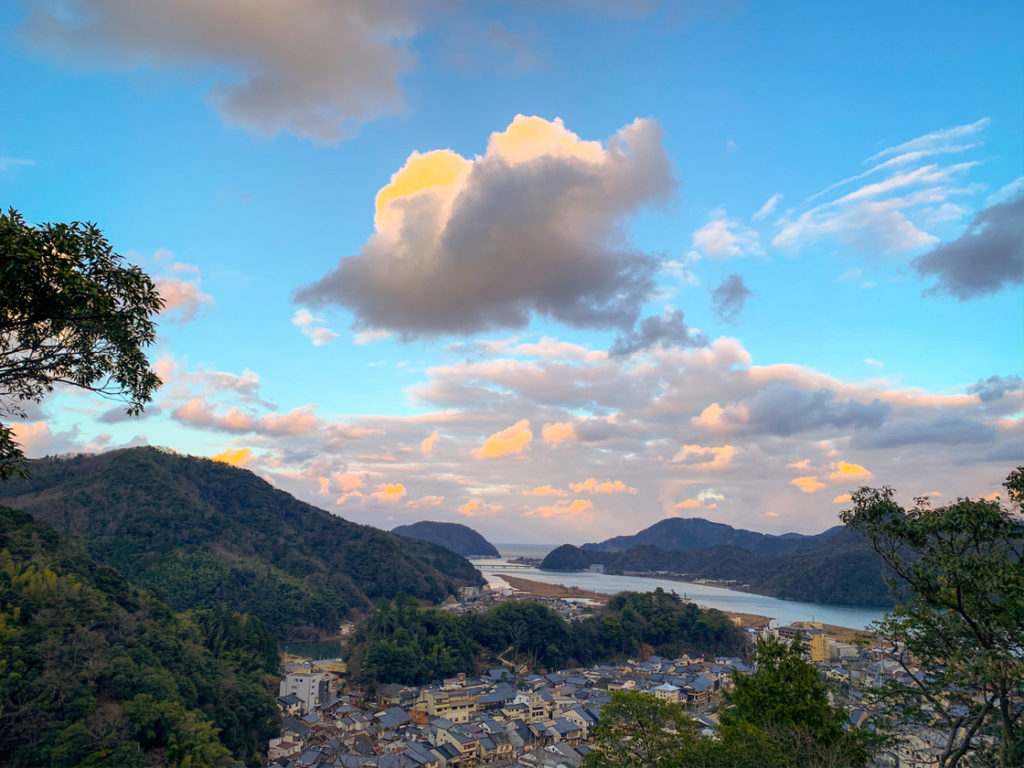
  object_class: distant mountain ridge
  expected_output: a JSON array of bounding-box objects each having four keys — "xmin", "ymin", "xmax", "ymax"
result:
[
  {"xmin": 393, "ymin": 520, "xmax": 500, "ymax": 557},
  {"xmin": 0, "ymin": 448, "xmax": 483, "ymax": 638},
  {"xmin": 583, "ymin": 516, "xmax": 842, "ymax": 556},
  {"xmin": 544, "ymin": 516, "xmax": 894, "ymax": 607}
]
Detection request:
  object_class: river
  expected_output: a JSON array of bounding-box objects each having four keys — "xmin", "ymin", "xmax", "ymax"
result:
[{"xmin": 474, "ymin": 546, "xmax": 889, "ymax": 630}]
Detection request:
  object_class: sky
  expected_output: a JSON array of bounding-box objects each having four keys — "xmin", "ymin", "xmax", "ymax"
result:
[{"xmin": 2, "ymin": 0, "xmax": 1021, "ymax": 544}]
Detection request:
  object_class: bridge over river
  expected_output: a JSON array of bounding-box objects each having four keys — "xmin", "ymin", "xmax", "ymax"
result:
[{"xmin": 474, "ymin": 561, "xmax": 533, "ymax": 569}]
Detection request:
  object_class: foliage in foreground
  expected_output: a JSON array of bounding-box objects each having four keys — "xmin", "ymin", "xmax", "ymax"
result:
[
  {"xmin": 0, "ymin": 209, "xmax": 162, "ymax": 480},
  {"xmin": 585, "ymin": 636, "xmax": 872, "ymax": 768},
  {"xmin": 347, "ymin": 588, "xmax": 746, "ymax": 686},
  {"xmin": 841, "ymin": 467, "xmax": 1024, "ymax": 768},
  {"xmin": 0, "ymin": 506, "xmax": 279, "ymax": 768}
]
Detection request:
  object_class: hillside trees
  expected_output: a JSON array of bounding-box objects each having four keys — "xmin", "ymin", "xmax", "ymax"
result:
[
  {"xmin": 0, "ymin": 449, "xmax": 483, "ymax": 638},
  {"xmin": 712, "ymin": 635, "xmax": 871, "ymax": 767},
  {"xmin": 346, "ymin": 590, "xmax": 745, "ymax": 687},
  {"xmin": 584, "ymin": 690, "xmax": 698, "ymax": 768},
  {"xmin": 585, "ymin": 637, "xmax": 869, "ymax": 768},
  {"xmin": 841, "ymin": 468, "xmax": 1024, "ymax": 768},
  {"xmin": 0, "ymin": 506, "xmax": 279, "ymax": 767},
  {"xmin": 0, "ymin": 210, "xmax": 163, "ymax": 479}
]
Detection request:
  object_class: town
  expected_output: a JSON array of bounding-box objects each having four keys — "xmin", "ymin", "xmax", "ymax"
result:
[{"xmin": 267, "ymin": 582, "xmax": 950, "ymax": 768}]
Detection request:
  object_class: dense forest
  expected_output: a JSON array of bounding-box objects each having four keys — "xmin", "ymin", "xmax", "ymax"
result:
[
  {"xmin": 346, "ymin": 589, "xmax": 746, "ymax": 687},
  {"xmin": 392, "ymin": 520, "xmax": 501, "ymax": 557},
  {"xmin": 544, "ymin": 525, "xmax": 895, "ymax": 607},
  {"xmin": 0, "ymin": 506, "xmax": 279, "ymax": 767},
  {"xmin": 0, "ymin": 448, "xmax": 483, "ymax": 638},
  {"xmin": 582, "ymin": 517, "xmax": 840, "ymax": 556}
]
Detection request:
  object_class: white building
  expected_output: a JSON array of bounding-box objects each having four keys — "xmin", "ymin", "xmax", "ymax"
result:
[{"xmin": 279, "ymin": 671, "xmax": 328, "ymax": 714}]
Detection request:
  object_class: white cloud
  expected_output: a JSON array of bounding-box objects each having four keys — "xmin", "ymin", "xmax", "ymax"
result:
[
  {"xmin": 0, "ymin": 156, "xmax": 34, "ymax": 171},
  {"xmin": 690, "ymin": 209, "xmax": 763, "ymax": 260},
  {"xmin": 293, "ymin": 309, "xmax": 338, "ymax": 346},
  {"xmin": 773, "ymin": 120, "xmax": 989, "ymax": 255},
  {"xmin": 296, "ymin": 115, "xmax": 674, "ymax": 336},
  {"xmin": 752, "ymin": 193, "xmax": 782, "ymax": 221}
]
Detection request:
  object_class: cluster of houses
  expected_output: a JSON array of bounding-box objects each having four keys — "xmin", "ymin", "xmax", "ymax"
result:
[
  {"xmin": 267, "ymin": 585, "xmax": 972, "ymax": 768},
  {"xmin": 268, "ymin": 652, "xmax": 754, "ymax": 768}
]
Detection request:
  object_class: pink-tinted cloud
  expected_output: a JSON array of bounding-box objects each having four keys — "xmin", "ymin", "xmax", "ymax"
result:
[
  {"xmin": 791, "ymin": 476, "xmax": 825, "ymax": 494},
  {"xmin": 421, "ymin": 430, "xmax": 441, "ymax": 457},
  {"xmin": 473, "ymin": 419, "xmax": 532, "ymax": 459},
  {"xmin": 524, "ymin": 485, "xmax": 569, "ymax": 497},
  {"xmin": 371, "ymin": 483, "xmax": 407, "ymax": 502},
  {"xmin": 527, "ymin": 499, "xmax": 593, "ymax": 518},
  {"xmin": 458, "ymin": 499, "xmax": 503, "ymax": 517},
  {"xmin": 211, "ymin": 447, "xmax": 251, "ymax": 467},
  {"xmin": 569, "ymin": 478, "xmax": 637, "ymax": 494},
  {"xmin": 828, "ymin": 461, "xmax": 873, "ymax": 482},
  {"xmin": 155, "ymin": 275, "xmax": 214, "ymax": 323},
  {"xmin": 542, "ymin": 421, "xmax": 578, "ymax": 445}
]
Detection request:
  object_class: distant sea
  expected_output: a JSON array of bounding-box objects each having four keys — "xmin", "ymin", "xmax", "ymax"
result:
[{"xmin": 492, "ymin": 543, "xmax": 556, "ymax": 560}]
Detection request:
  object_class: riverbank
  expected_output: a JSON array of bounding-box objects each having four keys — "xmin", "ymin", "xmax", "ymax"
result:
[
  {"xmin": 497, "ymin": 573, "xmax": 611, "ymax": 603},
  {"xmin": 498, "ymin": 573, "xmax": 773, "ymax": 630}
]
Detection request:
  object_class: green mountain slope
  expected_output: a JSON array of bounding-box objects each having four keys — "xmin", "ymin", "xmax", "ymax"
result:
[
  {"xmin": 583, "ymin": 516, "xmax": 838, "ymax": 556},
  {"xmin": 392, "ymin": 520, "xmax": 501, "ymax": 557},
  {"xmin": 0, "ymin": 506, "xmax": 279, "ymax": 767},
  {"xmin": 0, "ymin": 448, "xmax": 482, "ymax": 638},
  {"xmin": 543, "ymin": 523, "xmax": 895, "ymax": 607}
]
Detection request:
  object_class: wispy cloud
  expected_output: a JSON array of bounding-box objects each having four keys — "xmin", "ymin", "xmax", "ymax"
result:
[
  {"xmin": 0, "ymin": 156, "xmax": 34, "ymax": 171},
  {"xmin": 773, "ymin": 119, "xmax": 990, "ymax": 255}
]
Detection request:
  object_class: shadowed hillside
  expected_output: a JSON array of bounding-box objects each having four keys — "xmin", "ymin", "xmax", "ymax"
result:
[
  {"xmin": 0, "ymin": 448, "xmax": 483, "ymax": 638},
  {"xmin": 0, "ymin": 506, "xmax": 279, "ymax": 767},
  {"xmin": 544, "ymin": 518, "xmax": 895, "ymax": 607},
  {"xmin": 393, "ymin": 520, "xmax": 500, "ymax": 557}
]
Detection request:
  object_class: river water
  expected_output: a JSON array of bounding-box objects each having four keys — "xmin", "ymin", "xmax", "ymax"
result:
[{"xmin": 475, "ymin": 546, "xmax": 888, "ymax": 631}]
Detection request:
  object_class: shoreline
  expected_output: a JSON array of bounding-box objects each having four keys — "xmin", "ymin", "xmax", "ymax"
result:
[
  {"xmin": 498, "ymin": 573, "xmax": 774, "ymax": 629},
  {"xmin": 497, "ymin": 574, "xmax": 873, "ymax": 639}
]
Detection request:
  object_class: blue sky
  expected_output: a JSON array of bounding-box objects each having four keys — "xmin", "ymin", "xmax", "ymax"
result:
[{"xmin": 2, "ymin": 0, "xmax": 1021, "ymax": 543}]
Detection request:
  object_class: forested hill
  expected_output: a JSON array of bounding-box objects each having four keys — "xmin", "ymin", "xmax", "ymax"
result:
[
  {"xmin": 0, "ymin": 448, "xmax": 483, "ymax": 638},
  {"xmin": 583, "ymin": 516, "xmax": 839, "ymax": 556},
  {"xmin": 545, "ymin": 526, "xmax": 895, "ymax": 607},
  {"xmin": 393, "ymin": 520, "xmax": 500, "ymax": 557},
  {"xmin": 0, "ymin": 506, "xmax": 279, "ymax": 767}
]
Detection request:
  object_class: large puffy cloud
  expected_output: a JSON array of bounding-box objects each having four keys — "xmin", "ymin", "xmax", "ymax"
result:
[
  {"xmin": 19, "ymin": 0, "xmax": 418, "ymax": 142},
  {"xmin": 296, "ymin": 115, "xmax": 675, "ymax": 336},
  {"xmin": 912, "ymin": 196, "xmax": 1024, "ymax": 299}
]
